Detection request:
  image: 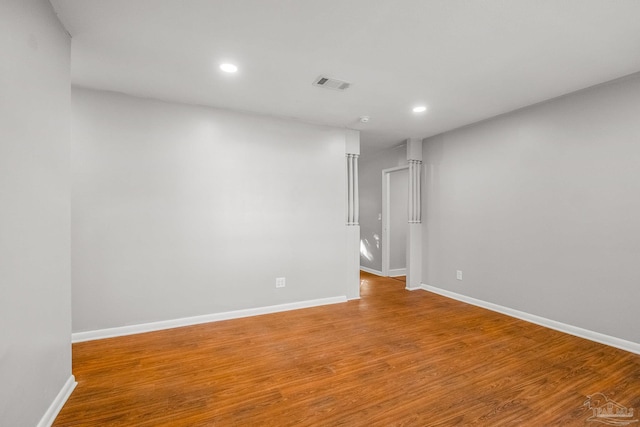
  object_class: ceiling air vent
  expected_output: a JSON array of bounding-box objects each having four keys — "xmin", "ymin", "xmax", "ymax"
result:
[{"xmin": 313, "ymin": 75, "xmax": 351, "ymax": 91}]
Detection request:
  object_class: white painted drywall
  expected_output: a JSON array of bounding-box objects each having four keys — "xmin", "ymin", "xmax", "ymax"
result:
[
  {"xmin": 71, "ymin": 88, "xmax": 349, "ymax": 332},
  {"xmin": 359, "ymin": 146, "xmax": 407, "ymax": 273},
  {"xmin": 0, "ymin": 0, "xmax": 72, "ymax": 425},
  {"xmin": 423, "ymin": 72, "xmax": 640, "ymax": 344},
  {"xmin": 389, "ymin": 168, "xmax": 408, "ymax": 272}
]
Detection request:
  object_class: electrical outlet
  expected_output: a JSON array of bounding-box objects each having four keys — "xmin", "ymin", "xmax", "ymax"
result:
[
  {"xmin": 275, "ymin": 277, "xmax": 286, "ymax": 288},
  {"xmin": 456, "ymin": 270, "xmax": 463, "ymax": 281}
]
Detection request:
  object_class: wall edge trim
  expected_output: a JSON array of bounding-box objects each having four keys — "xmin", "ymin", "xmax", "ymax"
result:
[
  {"xmin": 388, "ymin": 268, "xmax": 406, "ymax": 277},
  {"xmin": 37, "ymin": 375, "xmax": 77, "ymax": 427},
  {"xmin": 420, "ymin": 284, "xmax": 640, "ymax": 355},
  {"xmin": 360, "ymin": 266, "xmax": 384, "ymax": 276},
  {"xmin": 72, "ymin": 296, "xmax": 347, "ymax": 343}
]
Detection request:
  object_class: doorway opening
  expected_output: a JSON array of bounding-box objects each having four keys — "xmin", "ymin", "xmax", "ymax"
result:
[{"xmin": 381, "ymin": 166, "xmax": 409, "ymax": 277}]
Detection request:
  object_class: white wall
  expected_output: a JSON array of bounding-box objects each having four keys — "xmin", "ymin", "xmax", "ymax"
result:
[
  {"xmin": 359, "ymin": 146, "xmax": 407, "ymax": 273},
  {"xmin": 0, "ymin": 0, "xmax": 72, "ymax": 425},
  {"xmin": 71, "ymin": 88, "xmax": 349, "ymax": 332},
  {"xmin": 423, "ymin": 72, "xmax": 640, "ymax": 344}
]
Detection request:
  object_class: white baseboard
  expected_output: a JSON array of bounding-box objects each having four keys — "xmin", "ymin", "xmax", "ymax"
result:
[
  {"xmin": 388, "ymin": 268, "xmax": 406, "ymax": 277},
  {"xmin": 360, "ymin": 266, "xmax": 383, "ymax": 276},
  {"xmin": 37, "ymin": 375, "xmax": 77, "ymax": 427},
  {"xmin": 72, "ymin": 296, "xmax": 347, "ymax": 343},
  {"xmin": 421, "ymin": 284, "xmax": 640, "ymax": 355}
]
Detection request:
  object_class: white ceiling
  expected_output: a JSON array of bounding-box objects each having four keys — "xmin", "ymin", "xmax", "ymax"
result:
[{"xmin": 51, "ymin": 0, "xmax": 640, "ymax": 154}]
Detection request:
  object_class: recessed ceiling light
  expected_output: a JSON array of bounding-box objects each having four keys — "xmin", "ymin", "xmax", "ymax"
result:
[
  {"xmin": 412, "ymin": 106, "xmax": 427, "ymax": 113},
  {"xmin": 220, "ymin": 63, "xmax": 238, "ymax": 73}
]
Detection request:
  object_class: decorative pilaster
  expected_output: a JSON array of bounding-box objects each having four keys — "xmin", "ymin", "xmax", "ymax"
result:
[
  {"xmin": 408, "ymin": 159, "xmax": 422, "ymax": 224},
  {"xmin": 346, "ymin": 153, "xmax": 359, "ymax": 226},
  {"xmin": 345, "ymin": 130, "xmax": 361, "ymax": 300},
  {"xmin": 406, "ymin": 139, "xmax": 423, "ymax": 290}
]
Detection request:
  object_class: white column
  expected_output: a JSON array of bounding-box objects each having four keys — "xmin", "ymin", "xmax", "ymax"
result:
[
  {"xmin": 408, "ymin": 159, "xmax": 422, "ymax": 223},
  {"xmin": 346, "ymin": 153, "xmax": 360, "ymax": 225},
  {"xmin": 345, "ymin": 130, "xmax": 360, "ymax": 299},
  {"xmin": 406, "ymin": 139, "xmax": 423, "ymax": 290}
]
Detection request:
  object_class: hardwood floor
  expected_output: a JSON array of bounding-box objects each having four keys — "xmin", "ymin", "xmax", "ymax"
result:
[{"xmin": 54, "ymin": 272, "xmax": 640, "ymax": 426}]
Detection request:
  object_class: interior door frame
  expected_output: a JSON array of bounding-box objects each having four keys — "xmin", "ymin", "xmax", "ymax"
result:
[{"xmin": 381, "ymin": 165, "xmax": 409, "ymax": 277}]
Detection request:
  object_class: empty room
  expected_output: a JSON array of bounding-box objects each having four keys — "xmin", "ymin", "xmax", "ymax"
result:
[{"xmin": 2, "ymin": 0, "xmax": 639, "ymax": 426}]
